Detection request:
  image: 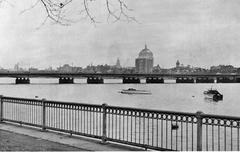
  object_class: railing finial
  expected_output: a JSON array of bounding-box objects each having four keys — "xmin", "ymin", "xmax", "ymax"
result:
[
  {"xmin": 102, "ymin": 103, "xmax": 108, "ymax": 107},
  {"xmin": 196, "ymin": 111, "xmax": 204, "ymax": 117}
]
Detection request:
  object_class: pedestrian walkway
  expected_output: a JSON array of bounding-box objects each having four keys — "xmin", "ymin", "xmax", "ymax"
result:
[
  {"xmin": 0, "ymin": 123, "xmax": 142, "ymax": 151},
  {"xmin": 0, "ymin": 129, "xmax": 85, "ymax": 151}
]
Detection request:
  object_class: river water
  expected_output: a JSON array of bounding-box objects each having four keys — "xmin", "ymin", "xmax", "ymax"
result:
[{"xmin": 0, "ymin": 78, "xmax": 239, "ymax": 117}]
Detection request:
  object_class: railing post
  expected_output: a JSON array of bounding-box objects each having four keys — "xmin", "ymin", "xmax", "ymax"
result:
[
  {"xmin": 0, "ymin": 95, "xmax": 3, "ymax": 122},
  {"xmin": 42, "ymin": 98, "xmax": 46, "ymax": 131},
  {"xmin": 102, "ymin": 103, "xmax": 108, "ymax": 143},
  {"xmin": 196, "ymin": 111, "xmax": 203, "ymax": 151}
]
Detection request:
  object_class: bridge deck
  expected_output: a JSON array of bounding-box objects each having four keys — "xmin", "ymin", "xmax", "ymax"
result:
[{"xmin": 0, "ymin": 72, "xmax": 238, "ymax": 78}]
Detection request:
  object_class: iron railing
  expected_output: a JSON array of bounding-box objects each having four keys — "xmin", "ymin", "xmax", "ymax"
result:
[{"xmin": 0, "ymin": 95, "xmax": 240, "ymax": 151}]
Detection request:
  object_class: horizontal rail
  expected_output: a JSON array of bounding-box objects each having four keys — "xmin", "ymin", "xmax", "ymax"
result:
[
  {"xmin": 3, "ymin": 96, "xmax": 102, "ymax": 107},
  {"xmin": 1, "ymin": 95, "xmax": 240, "ymax": 151},
  {"xmin": 0, "ymin": 72, "xmax": 239, "ymax": 78},
  {"xmin": 202, "ymin": 114, "xmax": 240, "ymax": 121}
]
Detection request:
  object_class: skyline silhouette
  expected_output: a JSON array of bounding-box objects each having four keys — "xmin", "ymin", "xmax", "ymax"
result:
[{"xmin": 1, "ymin": 0, "xmax": 240, "ymax": 69}]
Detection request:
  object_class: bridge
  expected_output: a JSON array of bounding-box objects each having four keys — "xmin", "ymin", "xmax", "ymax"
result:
[{"xmin": 0, "ymin": 72, "xmax": 240, "ymax": 84}]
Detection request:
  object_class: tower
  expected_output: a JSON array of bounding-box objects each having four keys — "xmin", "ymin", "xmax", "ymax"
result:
[
  {"xmin": 115, "ymin": 58, "xmax": 121, "ymax": 68},
  {"xmin": 176, "ymin": 60, "xmax": 180, "ymax": 68}
]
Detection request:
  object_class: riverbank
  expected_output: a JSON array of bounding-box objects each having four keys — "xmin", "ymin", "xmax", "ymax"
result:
[{"xmin": 0, "ymin": 123, "xmax": 141, "ymax": 151}]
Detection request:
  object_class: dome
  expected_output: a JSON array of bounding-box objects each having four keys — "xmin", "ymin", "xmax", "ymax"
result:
[{"xmin": 138, "ymin": 44, "xmax": 153, "ymax": 59}]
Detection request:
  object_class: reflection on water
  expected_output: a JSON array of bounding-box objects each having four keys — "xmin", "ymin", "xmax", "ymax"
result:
[{"xmin": 0, "ymin": 78, "xmax": 239, "ymax": 116}]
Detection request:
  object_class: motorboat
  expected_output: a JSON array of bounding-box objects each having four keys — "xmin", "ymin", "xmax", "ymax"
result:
[
  {"xmin": 203, "ymin": 88, "xmax": 223, "ymax": 101},
  {"xmin": 119, "ymin": 88, "xmax": 151, "ymax": 95}
]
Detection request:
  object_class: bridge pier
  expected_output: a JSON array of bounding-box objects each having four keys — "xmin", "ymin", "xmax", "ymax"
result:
[
  {"xmin": 122, "ymin": 77, "xmax": 140, "ymax": 84},
  {"xmin": 16, "ymin": 77, "xmax": 30, "ymax": 84},
  {"xmin": 146, "ymin": 77, "xmax": 164, "ymax": 83},
  {"xmin": 236, "ymin": 78, "xmax": 240, "ymax": 83},
  {"xmin": 87, "ymin": 77, "xmax": 104, "ymax": 84},
  {"xmin": 176, "ymin": 77, "xmax": 194, "ymax": 83},
  {"xmin": 217, "ymin": 77, "xmax": 236, "ymax": 83},
  {"xmin": 196, "ymin": 77, "xmax": 214, "ymax": 83},
  {"xmin": 59, "ymin": 77, "xmax": 74, "ymax": 84}
]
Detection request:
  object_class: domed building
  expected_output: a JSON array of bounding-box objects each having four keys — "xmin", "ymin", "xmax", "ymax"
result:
[{"xmin": 135, "ymin": 44, "xmax": 154, "ymax": 73}]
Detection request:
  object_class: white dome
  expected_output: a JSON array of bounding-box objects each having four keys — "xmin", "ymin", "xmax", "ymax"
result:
[{"xmin": 138, "ymin": 44, "xmax": 153, "ymax": 59}]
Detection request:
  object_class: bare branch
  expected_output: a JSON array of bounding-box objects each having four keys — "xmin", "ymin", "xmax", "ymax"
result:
[
  {"xmin": 16, "ymin": 0, "xmax": 137, "ymax": 26},
  {"xmin": 38, "ymin": 0, "xmax": 73, "ymax": 25},
  {"xmin": 0, "ymin": 0, "xmax": 14, "ymax": 8},
  {"xmin": 117, "ymin": 0, "xmax": 138, "ymax": 23},
  {"xmin": 19, "ymin": 0, "xmax": 40, "ymax": 15},
  {"xmin": 35, "ymin": 15, "xmax": 48, "ymax": 30},
  {"xmin": 83, "ymin": 0, "xmax": 96, "ymax": 24},
  {"xmin": 106, "ymin": 0, "xmax": 120, "ymax": 22}
]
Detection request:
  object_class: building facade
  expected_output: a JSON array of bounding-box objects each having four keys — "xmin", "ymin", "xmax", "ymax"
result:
[{"xmin": 135, "ymin": 45, "xmax": 154, "ymax": 73}]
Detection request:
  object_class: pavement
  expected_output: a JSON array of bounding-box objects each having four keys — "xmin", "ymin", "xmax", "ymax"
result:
[
  {"xmin": 0, "ymin": 122, "xmax": 142, "ymax": 151},
  {"xmin": 0, "ymin": 129, "xmax": 85, "ymax": 151}
]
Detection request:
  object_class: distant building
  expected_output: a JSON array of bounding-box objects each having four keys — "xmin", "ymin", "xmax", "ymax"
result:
[
  {"xmin": 115, "ymin": 58, "xmax": 121, "ymax": 68},
  {"xmin": 46, "ymin": 66, "xmax": 53, "ymax": 71},
  {"xmin": 176, "ymin": 60, "xmax": 180, "ymax": 68},
  {"xmin": 13, "ymin": 63, "xmax": 24, "ymax": 71},
  {"xmin": 29, "ymin": 67, "xmax": 39, "ymax": 72},
  {"xmin": 14, "ymin": 63, "xmax": 20, "ymax": 71},
  {"xmin": 57, "ymin": 64, "xmax": 72, "ymax": 72},
  {"xmin": 210, "ymin": 65, "xmax": 237, "ymax": 73},
  {"xmin": 152, "ymin": 64, "xmax": 162, "ymax": 73},
  {"xmin": 135, "ymin": 44, "xmax": 154, "ymax": 73}
]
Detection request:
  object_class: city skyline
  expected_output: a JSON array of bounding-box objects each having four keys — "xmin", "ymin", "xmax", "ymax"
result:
[
  {"xmin": 1, "ymin": 0, "xmax": 240, "ymax": 69},
  {"xmin": 6, "ymin": 59, "xmax": 240, "ymax": 72},
  {"xmin": 2, "ymin": 52, "xmax": 240, "ymax": 71}
]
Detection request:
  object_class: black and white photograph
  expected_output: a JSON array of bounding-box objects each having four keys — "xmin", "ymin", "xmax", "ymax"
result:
[{"xmin": 1, "ymin": 0, "xmax": 240, "ymax": 151}]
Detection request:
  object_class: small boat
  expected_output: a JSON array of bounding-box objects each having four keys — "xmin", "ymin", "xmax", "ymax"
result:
[
  {"xmin": 120, "ymin": 88, "xmax": 151, "ymax": 95},
  {"xmin": 204, "ymin": 88, "xmax": 223, "ymax": 101}
]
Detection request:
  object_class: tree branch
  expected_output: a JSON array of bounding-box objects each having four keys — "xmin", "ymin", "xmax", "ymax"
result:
[{"xmin": 17, "ymin": 0, "xmax": 137, "ymax": 25}]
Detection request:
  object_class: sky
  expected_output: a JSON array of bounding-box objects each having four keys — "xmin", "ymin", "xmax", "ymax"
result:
[{"xmin": 1, "ymin": 0, "xmax": 240, "ymax": 69}]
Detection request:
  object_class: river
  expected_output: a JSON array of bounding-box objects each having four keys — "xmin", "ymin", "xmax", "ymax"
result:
[{"xmin": 0, "ymin": 78, "xmax": 239, "ymax": 117}]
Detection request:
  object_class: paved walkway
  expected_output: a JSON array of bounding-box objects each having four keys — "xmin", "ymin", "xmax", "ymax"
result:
[
  {"xmin": 0, "ymin": 129, "xmax": 85, "ymax": 151},
  {"xmin": 0, "ymin": 123, "xmax": 142, "ymax": 151}
]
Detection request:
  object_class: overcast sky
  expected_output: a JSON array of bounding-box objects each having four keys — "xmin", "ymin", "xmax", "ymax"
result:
[{"xmin": 1, "ymin": 0, "xmax": 240, "ymax": 69}]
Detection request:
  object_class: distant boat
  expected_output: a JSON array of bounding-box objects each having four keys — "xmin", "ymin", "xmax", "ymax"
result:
[
  {"xmin": 204, "ymin": 88, "xmax": 223, "ymax": 101},
  {"xmin": 119, "ymin": 88, "xmax": 151, "ymax": 95}
]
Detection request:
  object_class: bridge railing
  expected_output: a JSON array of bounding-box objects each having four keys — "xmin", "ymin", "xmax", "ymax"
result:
[{"xmin": 0, "ymin": 95, "xmax": 240, "ymax": 151}]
